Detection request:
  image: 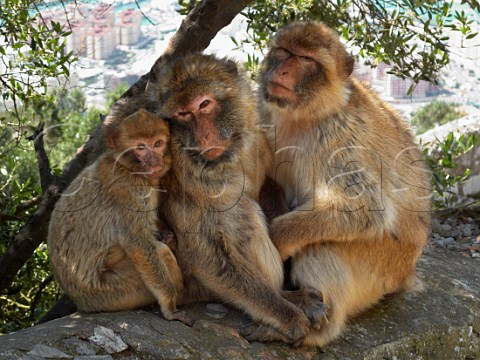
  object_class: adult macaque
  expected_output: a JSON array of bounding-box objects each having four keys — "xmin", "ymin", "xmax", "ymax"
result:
[
  {"xmin": 257, "ymin": 21, "xmax": 431, "ymax": 346},
  {"xmin": 148, "ymin": 54, "xmax": 327, "ymax": 345},
  {"xmin": 48, "ymin": 109, "xmax": 191, "ymax": 325}
]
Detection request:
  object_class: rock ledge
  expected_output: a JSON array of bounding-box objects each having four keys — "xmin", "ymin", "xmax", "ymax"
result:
[{"xmin": 0, "ymin": 247, "xmax": 479, "ymax": 359}]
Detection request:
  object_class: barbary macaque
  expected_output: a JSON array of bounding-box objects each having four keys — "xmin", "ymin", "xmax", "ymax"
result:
[
  {"xmin": 48, "ymin": 109, "xmax": 191, "ymax": 325},
  {"xmin": 147, "ymin": 53, "xmax": 327, "ymax": 345},
  {"xmin": 257, "ymin": 21, "xmax": 431, "ymax": 346}
]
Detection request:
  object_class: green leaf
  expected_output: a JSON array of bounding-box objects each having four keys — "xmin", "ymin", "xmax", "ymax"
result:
[
  {"xmin": 230, "ymin": 36, "xmax": 239, "ymax": 46},
  {"xmin": 466, "ymin": 32, "xmax": 478, "ymax": 40},
  {"xmin": 12, "ymin": 179, "xmax": 21, "ymax": 193}
]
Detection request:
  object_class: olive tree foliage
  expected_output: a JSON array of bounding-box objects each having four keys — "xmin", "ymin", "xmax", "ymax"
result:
[
  {"xmin": 182, "ymin": 0, "xmax": 480, "ymax": 86},
  {"xmin": 1, "ymin": 0, "xmax": 105, "ymax": 332},
  {"xmin": 0, "ymin": 0, "xmax": 77, "ymax": 229},
  {"xmin": 0, "ymin": 0, "xmax": 76, "ymax": 120},
  {"xmin": 0, "ymin": 0, "xmax": 77, "ymax": 223},
  {"xmin": 422, "ymin": 131, "xmax": 479, "ymax": 210},
  {"xmin": 411, "ymin": 100, "xmax": 466, "ymax": 134},
  {"xmin": 0, "ymin": 89, "xmax": 111, "ymax": 334}
]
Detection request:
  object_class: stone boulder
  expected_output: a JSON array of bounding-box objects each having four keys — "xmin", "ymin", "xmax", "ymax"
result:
[{"xmin": 0, "ymin": 247, "xmax": 479, "ymax": 359}]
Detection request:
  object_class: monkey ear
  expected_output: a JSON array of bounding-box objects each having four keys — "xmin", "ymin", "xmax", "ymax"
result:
[
  {"xmin": 105, "ymin": 125, "xmax": 118, "ymax": 150},
  {"xmin": 344, "ymin": 55, "xmax": 355, "ymax": 77},
  {"xmin": 225, "ymin": 59, "xmax": 238, "ymax": 77}
]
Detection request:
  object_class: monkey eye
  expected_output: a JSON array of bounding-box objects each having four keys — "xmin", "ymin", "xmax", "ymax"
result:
[
  {"xmin": 154, "ymin": 140, "xmax": 164, "ymax": 147},
  {"xmin": 300, "ymin": 56, "xmax": 315, "ymax": 63},
  {"xmin": 276, "ymin": 47, "xmax": 292, "ymax": 59},
  {"xmin": 136, "ymin": 143, "xmax": 146, "ymax": 150},
  {"xmin": 199, "ymin": 99, "xmax": 211, "ymax": 109}
]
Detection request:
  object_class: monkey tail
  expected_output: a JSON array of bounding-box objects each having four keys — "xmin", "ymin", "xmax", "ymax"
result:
[{"xmin": 36, "ymin": 294, "xmax": 77, "ymax": 324}]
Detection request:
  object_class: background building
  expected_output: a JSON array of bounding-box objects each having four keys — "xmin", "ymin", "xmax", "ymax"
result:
[{"xmin": 117, "ymin": 9, "xmax": 141, "ymax": 46}]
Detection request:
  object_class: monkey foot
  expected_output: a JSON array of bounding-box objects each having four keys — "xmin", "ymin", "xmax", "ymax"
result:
[
  {"xmin": 240, "ymin": 322, "xmax": 303, "ymax": 347},
  {"xmin": 163, "ymin": 310, "xmax": 193, "ymax": 327},
  {"xmin": 282, "ymin": 288, "xmax": 329, "ymax": 330}
]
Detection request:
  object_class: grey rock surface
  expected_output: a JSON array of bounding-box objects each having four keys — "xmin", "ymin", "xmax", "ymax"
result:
[
  {"xmin": 429, "ymin": 215, "xmax": 480, "ymax": 259},
  {"xmin": 0, "ymin": 248, "xmax": 479, "ymax": 359}
]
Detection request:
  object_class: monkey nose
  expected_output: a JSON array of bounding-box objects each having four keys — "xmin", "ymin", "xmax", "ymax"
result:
[{"xmin": 201, "ymin": 147, "xmax": 225, "ymax": 160}]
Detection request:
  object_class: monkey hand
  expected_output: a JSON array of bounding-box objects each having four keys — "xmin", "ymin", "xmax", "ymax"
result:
[
  {"xmin": 240, "ymin": 321, "xmax": 305, "ymax": 347},
  {"xmin": 162, "ymin": 309, "xmax": 193, "ymax": 327},
  {"xmin": 156, "ymin": 230, "xmax": 177, "ymax": 251},
  {"xmin": 283, "ymin": 288, "xmax": 329, "ymax": 330}
]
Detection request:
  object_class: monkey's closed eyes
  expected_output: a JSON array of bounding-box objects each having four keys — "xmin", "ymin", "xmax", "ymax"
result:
[{"xmin": 257, "ymin": 21, "xmax": 431, "ymax": 347}]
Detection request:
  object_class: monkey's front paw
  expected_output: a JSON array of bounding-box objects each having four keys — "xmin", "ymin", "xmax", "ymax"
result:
[
  {"xmin": 283, "ymin": 312, "xmax": 310, "ymax": 346},
  {"xmin": 163, "ymin": 310, "xmax": 193, "ymax": 327},
  {"xmin": 156, "ymin": 231, "xmax": 177, "ymax": 251},
  {"xmin": 240, "ymin": 322, "xmax": 294, "ymax": 345},
  {"xmin": 284, "ymin": 288, "xmax": 329, "ymax": 330}
]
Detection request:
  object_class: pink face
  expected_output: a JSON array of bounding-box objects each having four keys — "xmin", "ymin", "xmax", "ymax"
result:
[
  {"xmin": 266, "ymin": 47, "xmax": 319, "ymax": 103},
  {"xmin": 132, "ymin": 135, "xmax": 169, "ymax": 178},
  {"xmin": 174, "ymin": 94, "xmax": 230, "ymax": 160}
]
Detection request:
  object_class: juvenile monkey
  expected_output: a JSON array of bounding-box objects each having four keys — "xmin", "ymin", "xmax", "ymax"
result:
[
  {"xmin": 257, "ymin": 21, "xmax": 431, "ymax": 346},
  {"xmin": 48, "ymin": 109, "xmax": 190, "ymax": 325},
  {"xmin": 149, "ymin": 53, "xmax": 327, "ymax": 345}
]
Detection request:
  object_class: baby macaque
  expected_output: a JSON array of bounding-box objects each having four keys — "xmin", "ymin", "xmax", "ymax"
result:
[{"xmin": 48, "ymin": 109, "xmax": 190, "ymax": 325}]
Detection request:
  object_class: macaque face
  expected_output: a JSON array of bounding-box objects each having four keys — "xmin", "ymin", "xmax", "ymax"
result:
[
  {"xmin": 129, "ymin": 134, "xmax": 170, "ymax": 179},
  {"xmin": 156, "ymin": 55, "xmax": 245, "ymax": 166},
  {"xmin": 106, "ymin": 109, "xmax": 172, "ymax": 179},
  {"xmin": 172, "ymin": 93, "xmax": 230, "ymax": 161},
  {"xmin": 260, "ymin": 46, "xmax": 324, "ymax": 108},
  {"xmin": 259, "ymin": 21, "xmax": 354, "ymax": 109}
]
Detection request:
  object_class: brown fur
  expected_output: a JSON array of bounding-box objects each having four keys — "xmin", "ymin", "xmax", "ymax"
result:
[
  {"xmin": 48, "ymin": 109, "xmax": 191, "ymax": 325},
  {"xmin": 259, "ymin": 175, "xmax": 290, "ymax": 223},
  {"xmin": 148, "ymin": 54, "xmax": 327, "ymax": 345},
  {"xmin": 258, "ymin": 21, "xmax": 431, "ymax": 346}
]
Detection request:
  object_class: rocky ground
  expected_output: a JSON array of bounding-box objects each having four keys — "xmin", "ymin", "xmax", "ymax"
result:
[
  {"xmin": 2, "ymin": 246, "xmax": 479, "ymax": 360},
  {"xmin": 429, "ymin": 214, "xmax": 480, "ymax": 259}
]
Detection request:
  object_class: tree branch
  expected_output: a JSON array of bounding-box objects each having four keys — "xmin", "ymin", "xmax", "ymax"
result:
[
  {"xmin": 0, "ymin": 197, "xmax": 41, "ymax": 223},
  {"xmin": 166, "ymin": 0, "xmax": 252, "ymax": 57},
  {"xmin": 434, "ymin": 205, "xmax": 480, "ymax": 220},
  {"xmin": 0, "ymin": 214, "xmax": 22, "ymax": 222},
  {"xmin": 29, "ymin": 274, "xmax": 54, "ymax": 322},
  {"xmin": 0, "ymin": 0, "xmax": 251, "ymax": 294},
  {"xmin": 13, "ymin": 196, "xmax": 42, "ymax": 216},
  {"xmin": 28, "ymin": 122, "xmax": 56, "ymax": 194},
  {"xmin": 150, "ymin": 0, "xmax": 253, "ymax": 82},
  {"xmin": 0, "ymin": 121, "xmax": 62, "ymax": 293},
  {"xmin": 0, "ymin": 183, "xmax": 62, "ymax": 292}
]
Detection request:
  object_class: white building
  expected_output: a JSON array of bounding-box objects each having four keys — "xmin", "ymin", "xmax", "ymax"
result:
[
  {"xmin": 117, "ymin": 9, "xmax": 141, "ymax": 46},
  {"xmin": 86, "ymin": 25, "xmax": 117, "ymax": 60},
  {"xmin": 65, "ymin": 20, "xmax": 87, "ymax": 57}
]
